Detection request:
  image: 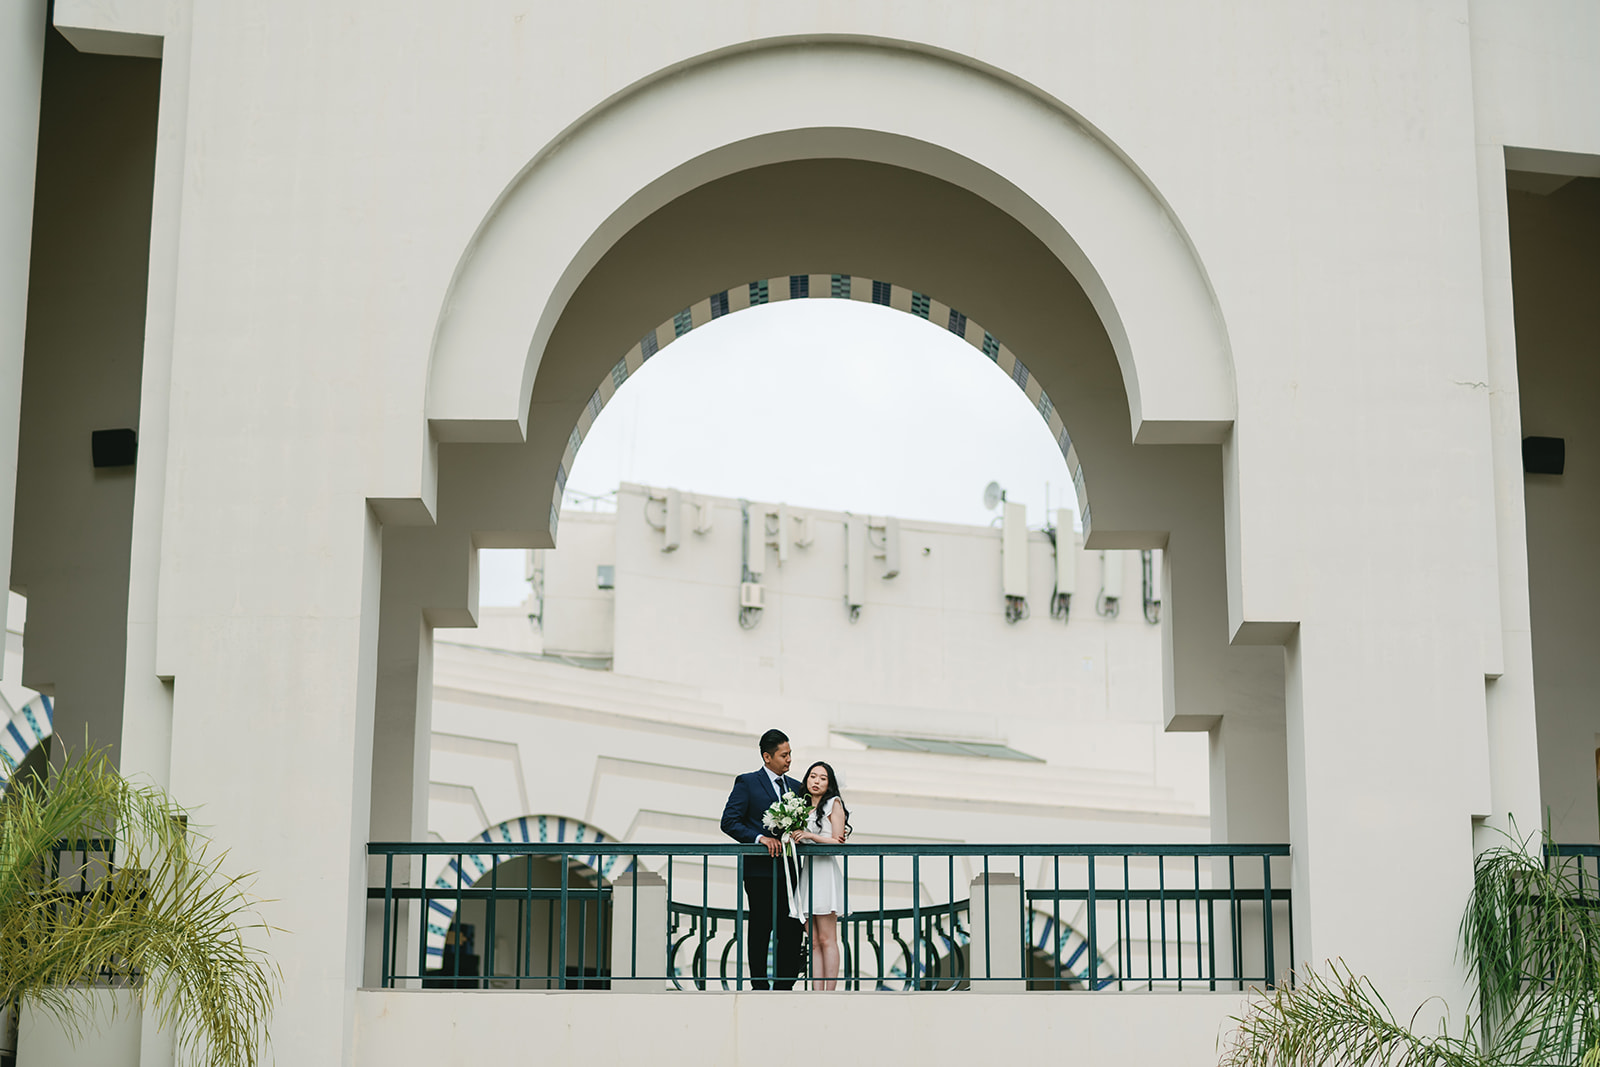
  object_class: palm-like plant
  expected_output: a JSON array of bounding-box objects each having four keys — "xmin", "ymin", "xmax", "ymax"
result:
[
  {"xmin": 1220, "ymin": 832, "xmax": 1600, "ymax": 1067},
  {"xmin": 0, "ymin": 749, "xmax": 277, "ymax": 1067}
]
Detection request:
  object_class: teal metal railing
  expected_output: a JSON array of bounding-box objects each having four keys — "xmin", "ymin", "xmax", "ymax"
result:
[
  {"xmin": 366, "ymin": 842, "xmax": 1292, "ymax": 991},
  {"xmin": 666, "ymin": 897, "xmax": 970, "ymax": 991},
  {"xmin": 1546, "ymin": 842, "xmax": 1600, "ymax": 905}
]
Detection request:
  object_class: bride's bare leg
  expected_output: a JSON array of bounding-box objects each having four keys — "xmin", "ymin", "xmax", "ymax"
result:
[
  {"xmin": 808, "ymin": 918, "xmax": 822, "ymax": 988},
  {"xmin": 812, "ymin": 914, "xmax": 840, "ymax": 990}
]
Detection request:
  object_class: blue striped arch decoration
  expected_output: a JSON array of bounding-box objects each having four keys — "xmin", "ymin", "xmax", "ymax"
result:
[
  {"xmin": 875, "ymin": 906, "xmax": 1115, "ymax": 989},
  {"xmin": 423, "ymin": 814, "xmax": 633, "ymax": 964},
  {"xmin": 0, "ymin": 694, "xmax": 53, "ymax": 794},
  {"xmin": 1027, "ymin": 907, "xmax": 1117, "ymax": 989},
  {"xmin": 551, "ymin": 274, "xmax": 1090, "ymax": 539}
]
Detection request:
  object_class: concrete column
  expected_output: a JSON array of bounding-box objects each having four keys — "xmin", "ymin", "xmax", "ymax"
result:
[
  {"xmin": 1208, "ymin": 659, "xmax": 1292, "ymax": 989},
  {"xmin": 365, "ymin": 587, "xmax": 434, "ymax": 988},
  {"xmin": 1469, "ymin": 53, "xmax": 1552, "ymax": 848},
  {"xmin": 609, "ymin": 870, "xmax": 668, "ymax": 991},
  {"xmin": 0, "ymin": 0, "xmax": 45, "ymax": 655},
  {"xmin": 1208, "ymin": 660, "xmax": 1290, "ymax": 845},
  {"xmin": 1284, "ymin": 627, "xmax": 1476, "ymax": 1009},
  {"xmin": 164, "ymin": 507, "xmax": 384, "ymax": 1067},
  {"xmin": 967, "ymin": 872, "xmax": 1023, "ymax": 992}
]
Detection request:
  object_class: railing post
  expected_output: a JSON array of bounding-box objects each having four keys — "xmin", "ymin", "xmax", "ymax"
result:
[
  {"xmin": 967, "ymin": 872, "xmax": 1023, "ymax": 992},
  {"xmin": 610, "ymin": 870, "xmax": 668, "ymax": 991},
  {"xmin": 1262, "ymin": 855, "xmax": 1276, "ymax": 990},
  {"xmin": 364, "ymin": 848, "xmax": 421, "ymax": 989}
]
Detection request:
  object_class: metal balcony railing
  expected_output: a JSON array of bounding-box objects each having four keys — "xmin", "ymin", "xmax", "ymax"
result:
[{"xmin": 366, "ymin": 842, "xmax": 1292, "ymax": 992}]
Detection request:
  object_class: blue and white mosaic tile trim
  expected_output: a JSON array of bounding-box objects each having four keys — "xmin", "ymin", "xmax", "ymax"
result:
[
  {"xmin": 553, "ymin": 275, "xmax": 1091, "ymax": 540},
  {"xmin": 423, "ymin": 815, "xmax": 632, "ymax": 963},
  {"xmin": 871, "ymin": 906, "xmax": 1113, "ymax": 988},
  {"xmin": 0, "ymin": 694, "xmax": 53, "ymax": 793}
]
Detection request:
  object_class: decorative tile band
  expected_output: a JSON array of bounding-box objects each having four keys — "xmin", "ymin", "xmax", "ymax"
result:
[
  {"xmin": 550, "ymin": 275, "xmax": 1089, "ymax": 542},
  {"xmin": 423, "ymin": 814, "xmax": 632, "ymax": 962},
  {"xmin": 1028, "ymin": 906, "xmax": 1117, "ymax": 990},
  {"xmin": 0, "ymin": 694, "xmax": 53, "ymax": 794},
  {"xmin": 871, "ymin": 907, "xmax": 1113, "ymax": 987}
]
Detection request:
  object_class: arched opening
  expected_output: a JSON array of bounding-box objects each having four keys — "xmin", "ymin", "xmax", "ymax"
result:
[
  {"xmin": 392, "ymin": 147, "xmax": 1274, "ymax": 803},
  {"xmin": 369, "ymin": 48, "xmax": 1291, "ymax": 995},
  {"xmin": 547, "ymin": 272, "xmax": 1088, "ymax": 540},
  {"xmin": 414, "ymin": 815, "xmax": 627, "ymax": 989}
]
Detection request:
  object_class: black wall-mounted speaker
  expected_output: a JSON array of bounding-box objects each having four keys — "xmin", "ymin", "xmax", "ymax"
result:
[
  {"xmin": 91, "ymin": 428, "xmax": 137, "ymax": 469},
  {"xmin": 1522, "ymin": 436, "xmax": 1565, "ymax": 476}
]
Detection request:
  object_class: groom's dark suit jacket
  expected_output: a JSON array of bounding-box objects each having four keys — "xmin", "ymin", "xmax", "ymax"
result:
[{"xmin": 720, "ymin": 769, "xmax": 804, "ymax": 880}]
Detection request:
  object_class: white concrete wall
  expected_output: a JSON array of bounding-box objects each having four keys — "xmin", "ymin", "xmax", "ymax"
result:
[
  {"xmin": 534, "ymin": 510, "xmax": 615, "ymax": 658},
  {"xmin": 18, "ymin": 992, "xmax": 140, "ymax": 1067},
  {"xmin": 353, "ymin": 989, "xmax": 1251, "ymax": 1067}
]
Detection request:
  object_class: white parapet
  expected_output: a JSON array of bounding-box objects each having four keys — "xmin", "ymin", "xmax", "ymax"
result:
[{"xmin": 353, "ymin": 988, "xmax": 1254, "ymax": 1066}]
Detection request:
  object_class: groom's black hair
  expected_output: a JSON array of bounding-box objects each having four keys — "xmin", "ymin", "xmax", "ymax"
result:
[{"xmin": 758, "ymin": 729, "xmax": 788, "ymax": 756}]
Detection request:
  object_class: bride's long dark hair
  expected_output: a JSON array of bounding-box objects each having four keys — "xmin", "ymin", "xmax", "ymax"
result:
[{"xmin": 802, "ymin": 761, "xmax": 852, "ymax": 838}]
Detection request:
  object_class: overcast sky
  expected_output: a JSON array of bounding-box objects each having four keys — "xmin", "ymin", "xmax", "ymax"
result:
[{"xmin": 479, "ymin": 299, "xmax": 1074, "ymax": 605}]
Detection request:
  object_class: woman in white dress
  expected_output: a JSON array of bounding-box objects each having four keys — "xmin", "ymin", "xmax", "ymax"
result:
[{"xmin": 790, "ymin": 761, "xmax": 851, "ymax": 989}]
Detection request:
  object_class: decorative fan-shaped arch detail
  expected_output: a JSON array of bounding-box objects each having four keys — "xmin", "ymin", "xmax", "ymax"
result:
[
  {"xmin": 1027, "ymin": 907, "xmax": 1117, "ymax": 989},
  {"xmin": 0, "ymin": 694, "xmax": 53, "ymax": 794},
  {"xmin": 873, "ymin": 906, "xmax": 1116, "ymax": 989},
  {"xmin": 423, "ymin": 814, "xmax": 631, "ymax": 964}
]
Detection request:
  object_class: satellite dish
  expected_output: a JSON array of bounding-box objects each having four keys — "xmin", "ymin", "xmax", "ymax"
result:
[{"xmin": 982, "ymin": 481, "xmax": 1004, "ymax": 510}]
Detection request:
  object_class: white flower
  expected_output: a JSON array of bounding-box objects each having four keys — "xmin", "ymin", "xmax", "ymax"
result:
[{"xmin": 762, "ymin": 791, "xmax": 813, "ymax": 836}]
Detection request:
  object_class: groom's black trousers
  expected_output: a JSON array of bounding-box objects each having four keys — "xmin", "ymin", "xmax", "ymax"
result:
[{"xmin": 742, "ymin": 857, "xmax": 804, "ymax": 990}]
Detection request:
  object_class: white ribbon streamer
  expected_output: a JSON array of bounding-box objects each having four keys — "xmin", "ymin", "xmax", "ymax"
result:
[{"xmin": 783, "ymin": 833, "xmax": 805, "ymax": 923}]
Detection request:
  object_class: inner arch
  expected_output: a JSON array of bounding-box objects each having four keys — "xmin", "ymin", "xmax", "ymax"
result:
[
  {"xmin": 555, "ymin": 274, "xmax": 1088, "ymax": 539},
  {"xmin": 518, "ymin": 157, "xmax": 1172, "ymax": 550}
]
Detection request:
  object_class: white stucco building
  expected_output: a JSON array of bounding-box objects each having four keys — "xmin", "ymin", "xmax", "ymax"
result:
[
  {"xmin": 429, "ymin": 487, "xmax": 1205, "ymax": 850},
  {"xmin": 416, "ymin": 488, "xmax": 1214, "ymax": 997},
  {"xmin": 3, "ymin": 1, "xmax": 1599, "ymax": 1064}
]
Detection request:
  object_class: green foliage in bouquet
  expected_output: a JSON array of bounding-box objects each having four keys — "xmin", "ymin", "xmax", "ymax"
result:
[
  {"xmin": 0, "ymin": 748, "xmax": 278, "ymax": 1067},
  {"xmin": 1220, "ymin": 831, "xmax": 1600, "ymax": 1067}
]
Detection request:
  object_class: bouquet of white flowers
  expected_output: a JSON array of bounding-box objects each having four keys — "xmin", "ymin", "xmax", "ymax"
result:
[
  {"xmin": 762, "ymin": 790, "xmax": 813, "ymax": 839},
  {"xmin": 760, "ymin": 789, "xmax": 813, "ymax": 923}
]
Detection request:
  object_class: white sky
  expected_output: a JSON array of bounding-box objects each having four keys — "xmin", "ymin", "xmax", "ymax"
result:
[{"xmin": 479, "ymin": 299, "xmax": 1075, "ymax": 605}]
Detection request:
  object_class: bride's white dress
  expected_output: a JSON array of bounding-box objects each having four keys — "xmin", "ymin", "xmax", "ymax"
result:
[{"xmin": 793, "ymin": 796, "xmax": 845, "ymax": 921}]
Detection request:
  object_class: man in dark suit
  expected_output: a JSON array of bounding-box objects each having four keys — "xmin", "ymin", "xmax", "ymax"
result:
[{"xmin": 720, "ymin": 728, "xmax": 805, "ymax": 990}]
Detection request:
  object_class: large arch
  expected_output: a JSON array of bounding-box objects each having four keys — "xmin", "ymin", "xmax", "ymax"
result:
[
  {"xmin": 424, "ymin": 39, "xmax": 1234, "ymax": 459},
  {"xmin": 426, "ymin": 155, "xmax": 1217, "ymax": 554},
  {"xmin": 370, "ymin": 44, "xmax": 1283, "ymax": 978},
  {"xmin": 374, "ymin": 153, "xmax": 1277, "ymax": 881}
]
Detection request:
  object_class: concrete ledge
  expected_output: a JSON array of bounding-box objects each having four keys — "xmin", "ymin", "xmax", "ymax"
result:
[{"xmin": 353, "ymin": 988, "xmax": 1252, "ymax": 1067}]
